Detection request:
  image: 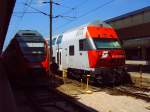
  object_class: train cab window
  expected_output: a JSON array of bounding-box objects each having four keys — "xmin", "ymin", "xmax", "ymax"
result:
[
  {"xmin": 79, "ymin": 39, "xmax": 94, "ymax": 51},
  {"xmin": 19, "ymin": 42, "xmax": 45, "ymax": 54},
  {"xmin": 69, "ymin": 45, "xmax": 74, "ymax": 56},
  {"xmin": 56, "ymin": 35, "xmax": 63, "ymax": 44},
  {"xmin": 93, "ymin": 38, "xmax": 122, "ymax": 49},
  {"xmin": 52, "ymin": 38, "xmax": 56, "ymax": 45}
]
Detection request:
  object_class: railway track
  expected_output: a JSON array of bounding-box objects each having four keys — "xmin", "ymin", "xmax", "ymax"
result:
[
  {"xmin": 11, "ymin": 76, "xmax": 97, "ymax": 112},
  {"xmin": 24, "ymin": 87, "xmax": 88, "ymax": 112},
  {"xmin": 114, "ymin": 85, "xmax": 150, "ymax": 102},
  {"xmin": 10, "ymin": 74, "xmax": 149, "ymax": 112},
  {"xmin": 56, "ymin": 75, "xmax": 150, "ymax": 102}
]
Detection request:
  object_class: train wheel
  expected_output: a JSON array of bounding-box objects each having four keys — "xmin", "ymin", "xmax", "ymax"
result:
[
  {"xmin": 116, "ymin": 69, "xmax": 132, "ymax": 85},
  {"xmin": 114, "ymin": 71, "xmax": 122, "ymax": 85},
  {"xmin": 122, "ymin": 71, "xmax": 132, "ymax": 84},
  {"xmin": 96, "ymin": 75, "xmax": 103, "ymax": 85},
  {"xmin": 67, "ymin": 69, "xmax": 73, "ymax": 79}
]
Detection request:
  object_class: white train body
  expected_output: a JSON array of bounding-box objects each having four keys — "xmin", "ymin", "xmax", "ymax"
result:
[
  {"xmin": 53, "ymin": 26, "xmax": 90, "ymax": 71},
  {"xmin": 47, "ymin": 21, "xmax": 128, "ymax": 84}
]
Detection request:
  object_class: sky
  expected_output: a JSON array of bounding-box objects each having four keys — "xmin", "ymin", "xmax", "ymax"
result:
[{"xmin": 4, "ymin": 0, "xmax": 150, "ymax": 49}]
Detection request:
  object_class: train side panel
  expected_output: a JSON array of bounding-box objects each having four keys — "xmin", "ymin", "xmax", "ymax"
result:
[{"xmin": 3, "ymin": 39, "xmax": 28, "ymax": 77}]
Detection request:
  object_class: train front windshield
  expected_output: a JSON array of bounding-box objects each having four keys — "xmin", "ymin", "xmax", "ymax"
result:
[
  {"xmin": 20, "ymin": 42, "xmax": 46, "ymax": 62},
  {"xmin": 93, "ymin": 38, "xmax": 122, "ymax": 49}
]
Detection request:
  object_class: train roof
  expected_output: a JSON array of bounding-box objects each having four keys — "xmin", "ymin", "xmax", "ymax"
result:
[
  {"xmin": 87, "ymin": 20, "xmax": 112, "ymax": 27},
  {"xmin": 46, "ymin": 20, "xmax": 113, "ymax": 41},
  {"xmin": 15, "ymin": 30, "xmax": 45, "ymax": 42},
  {"xmin": 63, "ymin": 20, "xmax": 112, "ymax": 34}
]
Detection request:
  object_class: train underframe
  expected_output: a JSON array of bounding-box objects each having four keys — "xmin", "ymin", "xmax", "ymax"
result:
[{"xmin": 67, "ymin": 66, "xmax": 132, "ymax": 85}]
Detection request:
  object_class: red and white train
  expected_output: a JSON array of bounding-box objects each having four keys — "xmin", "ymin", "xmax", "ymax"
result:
[
  {"xmin": 49, "ymin": 21, "xmax": 130, "ymax": 84},
  {"xmin": 3, "ymin": 30, "xmax": 49, "ymax": 78}
]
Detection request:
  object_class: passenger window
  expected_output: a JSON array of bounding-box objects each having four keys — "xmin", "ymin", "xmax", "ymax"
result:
[
  {"xmin": 56, "ymin": 35, "xmax": 63, "ymax": 44},
  {"xmin": 79, "ymin": 39, "xmax": 85, "ymax": 51},
  {"xmin": 69, "ymin": 45, "xmax": 74, "ymax": 56}
]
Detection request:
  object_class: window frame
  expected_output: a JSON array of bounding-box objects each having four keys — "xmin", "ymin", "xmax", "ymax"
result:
[
  {"xmin": 79, "ymin": 39, "xmax": 94, "ymax": 51},
  {"xmin": 69, "ymin": 45, "xmax": 74, "ymax": 56},
  {"xmin": 56, "ymin": 35, "xmax": 63, "ymax": 44},
  {"xmin": 52, "ymin": 38, "xmax": 57, "ymax": 45},
  {"xmin": 79, "ymin": 39, "xmax": 85, "ymax": 51}
]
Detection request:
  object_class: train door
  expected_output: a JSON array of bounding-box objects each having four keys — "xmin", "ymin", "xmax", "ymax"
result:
[
  {"xmin": 61, "ymin": 47, "xmax": 68, "ymax": 69},
  {"xmin": 56, "ymin": 48, "xmax": 62, "ymax": 70},
  {"xmin": 68, "ymin": 45, "xmax": 75, "ymax": 68},
  {"xmin": 56, "ymin": 35, "xmax": 63, "ymax": 70}
]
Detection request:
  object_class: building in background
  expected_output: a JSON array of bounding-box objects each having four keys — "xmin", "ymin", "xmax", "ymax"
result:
[{"xmin": 106, "ymin": 6, "xmax": 150, "ymax": 64}]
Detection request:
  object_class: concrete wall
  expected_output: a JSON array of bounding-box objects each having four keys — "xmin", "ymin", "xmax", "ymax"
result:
[
  {"xmin": 109, "ymin": 10, "xmax": 150, "ymax": 30},
  {"xmin": 107, "ymin": 9, "xmax": 150, "ymax": 40},
  {"xmin": 0, "ymin": 0, "xmax": 16, "ymax": 54},
  {"xmin": 117, "ymin": 22, "xmax": 150, "ymax": 40},
  {"xmin": 106, "ymin": 7, "xmax": 150, "ymax": 62}
]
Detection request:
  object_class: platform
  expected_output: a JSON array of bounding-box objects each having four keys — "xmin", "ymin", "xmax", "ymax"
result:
[
  {"xmin": 55, "ymin": 77, "xmax": 150, "ymax": 112},
  {"xmin": 0, "ymin": 59, "xmax": 17, "ymax": 112}
]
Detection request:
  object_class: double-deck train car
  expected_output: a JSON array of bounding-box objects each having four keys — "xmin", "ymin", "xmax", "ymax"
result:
[
  {"xmin": 3, "ymin": 30, "xmax": 49, "ymax": 78},
  {"xmin": 49, "ymin": 21, "xmax": 131, "ymax": 84}
]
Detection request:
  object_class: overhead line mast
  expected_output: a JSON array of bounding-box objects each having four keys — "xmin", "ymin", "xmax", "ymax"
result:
[{"xmin": 50, "ymin": 0, "xmax": 53, "ymax": 65}]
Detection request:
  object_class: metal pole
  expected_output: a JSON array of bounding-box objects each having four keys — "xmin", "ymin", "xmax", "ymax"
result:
[
  {"xmin": 49, "ymin": 0, "xmax": 53, "ymax": 86},
  {"xmin": 80, "ymin": 78, "xmax": 83, "ymax": 89},
  {"xmin": 139, "ymin": 64, "xmax": 143, "ymax": 88},
  {"xmin": 50, "ymin": 0, "xmax": 53, "ymax": 64},
  {"xmin": 86, "ymin": 76, "xmax": 89, "ymax": 90},
  {"xmin": 85, "ymin": 74, "xmax": 92, "ymax": 94}
]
